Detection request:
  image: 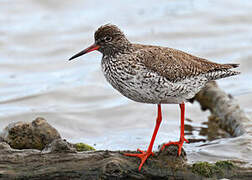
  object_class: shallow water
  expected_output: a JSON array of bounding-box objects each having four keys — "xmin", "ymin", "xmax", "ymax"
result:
[{"xmin": 1, "ymin": 0, "xmax": 252, "ymax": 167}]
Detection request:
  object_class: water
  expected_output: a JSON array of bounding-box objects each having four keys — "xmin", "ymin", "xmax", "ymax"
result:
[{"xmin": 1, "ymin": 0, "xmax": 252, "ymax": 167}]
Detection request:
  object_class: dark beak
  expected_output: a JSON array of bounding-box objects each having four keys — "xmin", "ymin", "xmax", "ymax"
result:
[{"xmin": 69, "ymin": 44, "xmax": 100, "ymax": 61}]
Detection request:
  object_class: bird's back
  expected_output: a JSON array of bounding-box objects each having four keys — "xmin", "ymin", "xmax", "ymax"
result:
[{"xmin": 131, "ymin": 44, "xmax": 240, "ymax": 82}]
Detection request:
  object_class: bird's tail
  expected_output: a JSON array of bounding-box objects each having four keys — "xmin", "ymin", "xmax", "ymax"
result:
[
  {"xmin": 224, "ymin": 63, "xmax": 240, "ymax": 68},
  {"xmin": 206, "ymin": 63, "xmax": 240, "ymax": 80}
]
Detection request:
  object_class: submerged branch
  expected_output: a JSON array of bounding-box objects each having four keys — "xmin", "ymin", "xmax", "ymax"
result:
[{"xmin": 192, "ymin": 81, "xmax": 250, "ymax": 137}]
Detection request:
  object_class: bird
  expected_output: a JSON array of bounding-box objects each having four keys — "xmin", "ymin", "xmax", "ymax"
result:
[{"xmin": 69, "ymin": 24, "xmax": 240, "ymax": 171}]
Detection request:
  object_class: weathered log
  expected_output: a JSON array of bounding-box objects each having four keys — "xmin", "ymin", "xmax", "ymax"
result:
[
  {"xmin": 192, "ymin": 81, "xmax": 250, "ymax": 137},
  {"xmin": 0, "ymin": 139, "xmax": 251, "ymax": 180}
]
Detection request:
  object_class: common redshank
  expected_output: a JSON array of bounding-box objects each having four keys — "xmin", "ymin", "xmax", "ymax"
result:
[{"xmin": 69, "ymin": 24, "xmax": 240, "ymax": 171}]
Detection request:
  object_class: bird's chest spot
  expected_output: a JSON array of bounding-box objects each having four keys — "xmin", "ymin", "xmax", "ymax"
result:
[
  {"xmin": 102, "ymin": 60, "xmax": 164, "ymax": 102},
  {"xmin": 102, "ymin": 58, "xmax": 136, "ymax": 89}
]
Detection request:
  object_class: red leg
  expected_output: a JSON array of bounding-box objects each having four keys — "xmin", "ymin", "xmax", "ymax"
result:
[
  {"xmin": 124, "ymin": 104, "xmax": 162, "ymax": 171},
  {"xmin": 161, "ymin": 102, "xmax": 189, "ymax": 155}
]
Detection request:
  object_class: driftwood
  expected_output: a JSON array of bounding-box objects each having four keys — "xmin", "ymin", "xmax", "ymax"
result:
[
  {"xmin": 192, "ymin": 81, "xmax": 250, "ymax": 137},
  {"xmin": 0, "ymin": 139, "xmax": 251, "ymax": 180},
  {"xmin": 0, "ymin": 81, "xmax": 251, "ymax": 179}
]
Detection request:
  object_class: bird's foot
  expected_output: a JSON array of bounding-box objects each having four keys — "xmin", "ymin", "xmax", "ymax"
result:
[
  {"xmin": 161, "ymin": 137, "xmax": 189, "ymax": 156},
  {"xmin": 124, "ymin": 148, "xmax": 154, "ymax": 171}
]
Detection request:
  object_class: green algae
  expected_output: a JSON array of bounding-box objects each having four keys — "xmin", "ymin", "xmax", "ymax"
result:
[
  {"xmin": 192, "ymin": 162, "xmax": 221, "ymax": 177},
  {"xmin": 75, "ymin": 143, "xmax": 95, "ymax": 152},
  {"xmin": 215, "ymin": 160, "xmax": 234, "ymax": 169},
  {"xmin": 192, "ymin": 160, "xmax": 235, "ymax": 178}
]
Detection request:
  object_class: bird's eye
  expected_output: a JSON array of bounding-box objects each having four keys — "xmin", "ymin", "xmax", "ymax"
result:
[{"xmin": 104, "ymin": 36, "xmax": 112, "ymax": 42}]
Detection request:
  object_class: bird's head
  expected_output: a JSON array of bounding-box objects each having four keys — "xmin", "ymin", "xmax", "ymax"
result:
[{"xmin": 69, "ymin": 24, "xmax": 130, "ymax": 61}]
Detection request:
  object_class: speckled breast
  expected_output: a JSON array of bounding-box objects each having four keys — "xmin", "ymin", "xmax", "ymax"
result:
[{"xmin": 100, "ymin": 55, "xmax": 200, "ymax": 104}]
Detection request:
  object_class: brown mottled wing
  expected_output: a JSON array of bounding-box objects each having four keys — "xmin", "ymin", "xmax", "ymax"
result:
[{"xmin": 133, "ymin": 44, "xmax": 239, "ymax": 82}]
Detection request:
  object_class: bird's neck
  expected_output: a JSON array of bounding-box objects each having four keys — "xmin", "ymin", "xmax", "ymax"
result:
[{"xmin": 102, "ymin": 42, "xmax": 133, "ymax": 57}]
